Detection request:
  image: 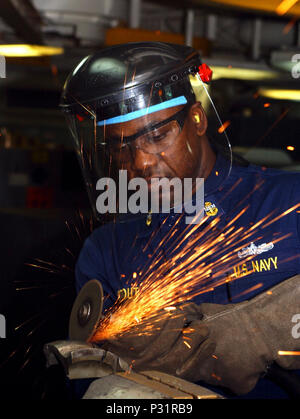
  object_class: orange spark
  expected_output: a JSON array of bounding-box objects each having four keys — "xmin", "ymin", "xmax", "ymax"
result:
[
  {"xmin": 287, "ymin": 145, "xmax": 295, "ymax": 151},
  {"xmin": 90, "ymin": 205, "xmax": 297, "ymax": 343},
  {"xmin": 183, "ymin": 341, "xmax": 192, "ymax": 349},
  {"xmin": 283, "ymin": 17, "xmax": 298, "ymax": 34},
  {"xmin": 51, "ymin": 65, "xmax": 58, "ymax": 76},
  {"xmin": 231, "ymin": 283, "xmax": 263, "ymax": 301},
  {"xmin": 218, "ymin": 121, "xmax": 231, "ymax": 134},
  {"xmin": 262, "ymin": 203, "xmax": 299, "ymax": 229},
  {"xmin": 278, "ymin": 351, "xmax": 300, "ymax": 356}
]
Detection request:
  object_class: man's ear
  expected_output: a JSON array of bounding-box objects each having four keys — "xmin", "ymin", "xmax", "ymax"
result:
[{"xmin": 189, "ymin": 102, "xmax": 208, "ymax": 137}]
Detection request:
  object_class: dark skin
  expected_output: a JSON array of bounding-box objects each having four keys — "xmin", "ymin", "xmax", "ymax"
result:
[{"xmin": 105, "ymin": 102, "xmax": 216, "ymax": 196}]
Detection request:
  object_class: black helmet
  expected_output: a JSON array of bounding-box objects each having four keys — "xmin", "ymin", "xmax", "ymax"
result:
[{"xmin": 60, "ymin": 42, "xmax": 211, "ymax": 123}]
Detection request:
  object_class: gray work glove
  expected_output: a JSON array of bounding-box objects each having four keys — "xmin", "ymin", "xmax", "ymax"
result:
[
  {"xmin": 178, "ymin": 274, "xmax": 300, "ymax": 394},
  {"xmin": 101, "ymin": 302, "xmax": 214, "ymax": 375},
  {"xmin": 102, "ymin": 275, "xmax": 300, "ymax": 395}
]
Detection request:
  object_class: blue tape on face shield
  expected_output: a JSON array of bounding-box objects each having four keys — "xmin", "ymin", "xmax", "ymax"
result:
[{"xmin": 96, "ymin": 96, "xmax": 188, "ymax": 126}]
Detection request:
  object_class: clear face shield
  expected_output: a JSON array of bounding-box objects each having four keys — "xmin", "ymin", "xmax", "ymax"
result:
[{"xmin": 64, "ymin": 70, "xmax": 232, "ymax": 224}]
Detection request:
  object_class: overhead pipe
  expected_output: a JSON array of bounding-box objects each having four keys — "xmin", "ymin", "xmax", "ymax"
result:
[
  {"xmin": 297, "ymin": 22, "xmax": 300, "ymax": 47},
  {"xmin": 185, "ymin": 9, "xmax": 195, "ymax": 47},
  {"xmin": 129, "ymin": 0, "xmax": 142, "ymax": 29},
  {"xmin": 252, "ymin": 18, "xmax": 262, "ymax": 61},
  {"xmin": 206, "ymin": 14, "xmax": 217, "ymax": 41}
]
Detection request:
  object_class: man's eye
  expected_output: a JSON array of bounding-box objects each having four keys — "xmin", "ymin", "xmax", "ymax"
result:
[
  {"xmin": 152, "ymin": 134, "xmax": 166, "ymax": 142},
  {"xmin": 147, "ymin": 130, "xmax": 168, "ymax": 142}
]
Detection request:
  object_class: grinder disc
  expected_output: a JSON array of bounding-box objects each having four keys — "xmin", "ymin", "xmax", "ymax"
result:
[{"xmin": 69, "ymin": 279, "xmax": 103, "ymax": 342}]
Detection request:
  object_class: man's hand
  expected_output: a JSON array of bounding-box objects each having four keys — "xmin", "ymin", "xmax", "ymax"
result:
[
  {"xmin": 102, "ymin": 275, "xmax": 300, "ymax": 395},
  {"xmin": 101, "ymin": 303, "xmax": 214, "ymax": 376},
  {"xmin": 183, "ymin": 274, "xmax": 300, "ymax": 394}
]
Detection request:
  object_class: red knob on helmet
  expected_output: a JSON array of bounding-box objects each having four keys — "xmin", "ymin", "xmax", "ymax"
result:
[{"xmin": 198, "ymin": 63, "xmax": 213, "ymax": 83}]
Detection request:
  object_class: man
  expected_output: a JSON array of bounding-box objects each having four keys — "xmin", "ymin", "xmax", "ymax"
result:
[{"xmin": 61, "ymin": 42, "xmax": 300, "ymax": 399}]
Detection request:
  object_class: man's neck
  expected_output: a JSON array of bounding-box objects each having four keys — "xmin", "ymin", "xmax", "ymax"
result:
[{"xmin": 197, "ymin": 136, "xmax": 216, "ymax": 180}]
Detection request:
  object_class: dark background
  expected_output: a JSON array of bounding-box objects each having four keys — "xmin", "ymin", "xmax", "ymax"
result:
[{"xmin": 0, "ymin": 0, "xmax": 299, "ymax": 399}]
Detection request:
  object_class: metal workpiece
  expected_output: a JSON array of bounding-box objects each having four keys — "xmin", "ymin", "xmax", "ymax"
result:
[
  {"xmin": 83, "ymin": 370, "xmax": 224, "ymax": 399},
  {"xmin": 43, "ymin": 340, "xmax": 130, "ymax": 380},
  {"xmin": 44, "ymin": 280, "xmax": 222, "ymax": 399},
  {"xmin": 83, "ymin": 374, "xmax": 169, "ymax": 399},
  {"xmin": 43, "ymin": 339, "xmax": 224, "ymax": 398},
  {"xmin": 44, "ymin": 279, "xmax": 224, "ymax": 398}
]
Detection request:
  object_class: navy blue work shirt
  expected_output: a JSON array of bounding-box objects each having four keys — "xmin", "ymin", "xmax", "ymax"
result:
[{"xmin": 75, "ymin": 154, "xmax": 300, "ymax": 399}]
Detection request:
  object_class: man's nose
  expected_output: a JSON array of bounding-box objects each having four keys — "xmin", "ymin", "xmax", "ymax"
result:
[{"xmin": 131, "ymin": 147, "xmax": 158, "ymax": 173}]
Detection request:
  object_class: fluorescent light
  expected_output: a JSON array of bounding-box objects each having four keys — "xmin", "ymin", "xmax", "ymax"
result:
[
  {"xmin": 211, "ymin": 66, "xmax": 278, "ymax": 81},
  {"xmin": 270, "ymin": 50, "xmax": 299, "ymax": 73},
  {"xmin": 208, "ymin": 0, "xmax": 300, "ymax": 16},
  {"xmin": 258, "ymin": 88, "xmax": 300, "ymax": 101},
  {"xmin": 0, "ymin": 44, "xmax": 64, "ymax": 57}
]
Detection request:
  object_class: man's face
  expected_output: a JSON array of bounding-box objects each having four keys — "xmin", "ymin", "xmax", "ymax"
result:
[{"xmin": 104, "ymin": 102, "xmax": 208, "ymax": 188}]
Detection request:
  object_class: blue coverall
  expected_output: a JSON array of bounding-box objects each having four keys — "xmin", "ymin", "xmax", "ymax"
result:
[{"xmin": 75, "ymin": 154, "xmax": 300, "ymax": 399}]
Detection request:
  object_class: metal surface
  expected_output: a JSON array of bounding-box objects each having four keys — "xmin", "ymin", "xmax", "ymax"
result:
[
  {"xmin": 69, "ymin": 279, "xmax": 103, "ymax": 342},
  {"xmin": 83, "ymin": 370, "xmax": 225, "ymax": 399},
  {"xmin": 83, "ymin": 374, "xmax": 168, "ymax": 399},
  {"xmin": 44, "ymin": 276, "xmax": 224, "ymax": 399},
  {"xmin": 43, "ymin": 338, "xmax": 224, "ymax": 398}
]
